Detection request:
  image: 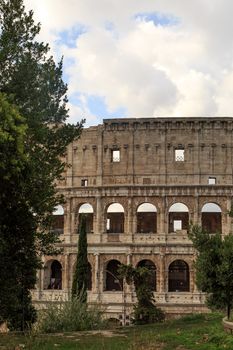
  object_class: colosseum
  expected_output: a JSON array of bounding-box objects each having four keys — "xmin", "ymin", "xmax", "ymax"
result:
[{"xmin": 32, "ymin": 117, "xmax": 233, "ymax": 323}]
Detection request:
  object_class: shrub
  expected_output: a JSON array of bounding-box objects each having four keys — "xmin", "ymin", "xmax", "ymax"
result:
[
  {"xmin": 133, "ymin": 303, "xmax": 165, "ymax": 325},
  {"xmin": 37, "ymin": 296, "xmax": 105, "ymax": 333}
]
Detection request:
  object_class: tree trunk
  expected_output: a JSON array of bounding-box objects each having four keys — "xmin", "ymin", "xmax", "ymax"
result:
[{"xmin": 227, "ymin": 304, "xmax": 231, "ymax": 320}]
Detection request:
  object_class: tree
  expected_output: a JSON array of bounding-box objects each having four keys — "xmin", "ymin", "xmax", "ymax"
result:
[
  {"xmin": 118, "ymin": 264, "xmax": 164, "ymax": 324},
  {"xmin": 0, "ymin": 93, "xmax": 38, "ymax": 329},
  {"xmin": 72, "ymin": 216, "xmax": 88, "ymax": 302},
  {"xmin": 0, "ymin": 0, "xmax": 83, "ymax": 329},
  {"xmin": 189, "ymin": 225, "xmax": 233, "ymax": 320}
]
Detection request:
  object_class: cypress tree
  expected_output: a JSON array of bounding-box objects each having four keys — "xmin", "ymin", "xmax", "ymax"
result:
[{"xmin": 72, "ymin": 216, "xmax": 88, "ymax": 302}]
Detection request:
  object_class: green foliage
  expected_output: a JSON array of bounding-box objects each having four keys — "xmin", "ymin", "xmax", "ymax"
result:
[
  {"xmin": 0, "ymin": 0, "xmax": 83, "ymax": 329},
  {"xmin": 2, "ymin": 313, "xmax": 231, "ymax": 350},
  {"xmin": 72, "ymin": 216, "xmax": 88, "ymax": 301},
  {"xmin": 37, "ymin": 296, "xmax": 105, "ymax": 333},
  {"xmin": 118, "ymin": 264, "xmax": 165, "ymax": 324},
  {"xmin": 0, "ymin": 93, "xmax": 38, "ymax": 330},
  {"xmin": 189, "ymin": 225, "xmax": 233, "ymax": 319}
]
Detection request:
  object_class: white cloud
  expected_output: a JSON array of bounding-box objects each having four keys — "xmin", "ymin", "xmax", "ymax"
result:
[{"xmin": 25, "ymin": 0, "xmax": 233, "ymax": 124}]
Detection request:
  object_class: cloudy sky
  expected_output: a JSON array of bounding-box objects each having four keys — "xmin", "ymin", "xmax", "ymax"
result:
[{"xmin": 25, "ymin": 0, "xmax": 233, "ymax": 126}]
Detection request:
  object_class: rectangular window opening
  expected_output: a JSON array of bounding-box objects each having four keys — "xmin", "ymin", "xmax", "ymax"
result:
[
  {"xmin": 106, "ymin": 218, "xmax": 110, "ymax": 230},
  {"xmin": 208, "ymin": 177, "xmax": 216, "ymax": 185},
  {"xmin": 174, "ymin": 220, "xmax": 182, "ymax": 231},
  {"xmin": 175, "ymin": 149, "xmax": 184, "ymax": 162},
  {"xmin": 112, "ymin": 150, "xmax": 120, "ymax": 162},
  {"xmin": 81, "ymin": 179, "xmax": 88, "ymax": 186}
]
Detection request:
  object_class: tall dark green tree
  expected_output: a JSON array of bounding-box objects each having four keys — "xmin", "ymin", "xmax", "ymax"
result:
[
  {"xmin": 0, "ymin": 93, "xmax": 38, "ymax": 329},
  {"xmin": 118, "ymin": 264, "xmax": 164, "ymax": 324},
  {"xmin": 189, "ymin": 225, "xmax": 233, "ymax": 320},
  {"xmin": 72, "ymin": 217, "xmax": 88, "ymax": 302},
  {"xmin": 0, "ymin": 0, "xmax": 83, "ymax": 329}
]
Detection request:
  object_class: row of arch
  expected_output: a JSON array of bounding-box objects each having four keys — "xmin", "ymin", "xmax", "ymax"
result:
[
  {"xmin": 44, "ymin": 259, "xmax": 190, "ymax": 293},
  {"xmin": 52, "ymin": 202, "xmax": 222, "ymax": 234}
]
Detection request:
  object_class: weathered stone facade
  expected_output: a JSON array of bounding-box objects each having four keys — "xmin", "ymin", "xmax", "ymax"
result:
[{"xmin": 32, "ymin": 117, "xmax": 233, "ymax": 322}]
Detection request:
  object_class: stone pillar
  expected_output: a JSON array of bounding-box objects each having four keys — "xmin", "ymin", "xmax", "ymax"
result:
[
  {"xmin": 193, "ymin": 195, "xmax": 200, "ymax": 226},
  {"xmin": 224, "ymin": 197, "xmax": 231, "ymax": 235},
  {"xmin": 66, "ymin": 143, "xmax": 73, "ymax": 187},
  {"xmin": 64, "ymin": 199, "xmax": 71, "ymax": 243},
  {"xmin": 127, "ymin": 198, "xmax": 133, "ymax": 235},
  {"xmin": 71, "ymin": 198, "xmax": 76, "ymax": 236},
  {"xmin": 63, "ymin": 254, "xmax": 69, "ymax": 291},
  {"xmin": 94, "ymin": 253, "xmax": 100, "ymax": 298},
  {"xmin": 132, "ymin": 208, "xmax": 137, "ymax": 235},
  {"xmin": 95, "ymin": 195, "xmax": 102, "ymax": 234},
  {"xmin": 192, "ymin": 254, "xmax": 199, "ymax": 292},
  {"xmin": 159, "ymin": 196, "xmax": 166, "ymax": 234},
  {"xmin": 96, "ymin": 129, "xmax": 103, "ymax": 186},
  {"xmin": 158, "ymin": 252, "xmax": 166, "ymax": 293}
]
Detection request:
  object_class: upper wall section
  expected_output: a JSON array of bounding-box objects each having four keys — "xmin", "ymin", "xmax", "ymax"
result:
[{"xmin": 64, "ymin": 117, "xmax": 233, "ymax": 187}]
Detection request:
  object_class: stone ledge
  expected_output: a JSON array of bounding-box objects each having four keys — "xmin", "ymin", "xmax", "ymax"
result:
[{"xmin": 223, "ymin": 317, "xmax": 233, "ymax": 333}]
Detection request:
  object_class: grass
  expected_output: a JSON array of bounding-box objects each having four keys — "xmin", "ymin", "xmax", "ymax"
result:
[{"xmin": 0, "ymin": 313, "xmax": 233, "ymax": 350}]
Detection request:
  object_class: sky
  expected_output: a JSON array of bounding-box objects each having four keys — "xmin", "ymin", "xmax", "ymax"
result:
[{"xmin": 24, "ymin": 0, "xmax": 233, "ymax": 126}]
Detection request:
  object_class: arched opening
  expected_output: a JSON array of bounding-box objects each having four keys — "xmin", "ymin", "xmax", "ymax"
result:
[
  {"xmin": 44, "ymin": 260, "xmax": 62, "ymax": 290},
  {"xmin": 105, "ymin": 260, "xmax": 123, "ymax": 291},
  {"xmin": 137, "ymin": 203, "xmax": 157, "ymax": 233},
  {"xmin": 51, "ymin": 205, "xmax": 64, "ymax": 234},
  {"xmin": 201, "ymin": 203, "xmax": 222, "ymax": 233},
  {"xmin": 78, "ymin": 203, "xmax": 94, "ymax": 233},
  {"xmin": 87, "ymin": 262, "xmax": 92, "ymax": 291},
  {"xmin": 168, "ymin": 260, "xmax": 189, "ymax": 292},
  {"xmin": 137, "ymin": 259, "xmax": 156, "ymax": 291},
  {"xmin": 168, "ymin": 203, "xmax": 189, "ymax": 233},
  {"xmin": 106, "ymin": 203, "xmax": 124, "ymax": 234}
]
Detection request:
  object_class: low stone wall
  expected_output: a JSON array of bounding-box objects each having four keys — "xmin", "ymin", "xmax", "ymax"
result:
[{"xmin": 223, "ymin": 317, "xmax": 233, "ymax": 333}]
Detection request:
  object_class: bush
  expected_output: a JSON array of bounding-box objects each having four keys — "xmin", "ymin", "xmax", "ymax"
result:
[
  {"xmin": 37, "ymin": 297, "xmax": 106, "ymax": 333},
  {"xmin": 133, "ymin": 303, "xmax": 165, "ymax": 325}
]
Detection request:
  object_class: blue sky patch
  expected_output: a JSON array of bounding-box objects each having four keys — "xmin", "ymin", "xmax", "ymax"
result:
[
  {"xmin": 135, "ymin": 12, "xmax": 179, "ymax": 26},
  {"xmin": 88, "ymin": 95, "xmax": 127, "ymax": 118},
  {"xmin": 56, "ymin": 25, "xmax": 87, "ymax": 48}
]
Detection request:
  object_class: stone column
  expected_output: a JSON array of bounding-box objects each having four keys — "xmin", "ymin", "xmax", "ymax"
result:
[
  {"xmin": 71, "ymin": 198, "xmax": 76, "ymax": 236},
  {"xmin": 94, "ymin": 253, "xmax": 100, "ymax": 299},
  {"xmin": 159, "ymin": 196, "xmax": 166, "ymax": 234},
  {"xmin": 158, "ymin": 252, "xmax": 166, "ymax": 293},
  {"xmin": 64, "ymin": 199, "xmax": 71, "ymax": 243},
  {"xmin": 224, "ymin": 197, "xmax": 231, "ymax": 235},
  {"xmin": 127, "ymin": 198, "xmax": 133, "ymax": 235},
  {"xmin": 95, "ymin": 195, "xmax": 102, "ymax": 234},
  {"xmin": 63, "ymin": 254, "xmax": 69, "ymax": 291},
  {"xmin": 193, "ymin": 195, "xmax": 200, "ymax": 226},
  {"xmin": 96, "ymin": 128, "xmax": 103, "ymax": 186},
  {"xmin": 66, "ymin": 143, "xmax": 73, "ymax": 187}
]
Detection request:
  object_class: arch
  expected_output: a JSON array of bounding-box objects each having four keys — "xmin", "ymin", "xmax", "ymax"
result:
[
  {"xmin": 201, "ymin": 202, "xmax": 222, "ymax": 233},
  {"xmin": 105, "ymin": 260, "xmax": 123, "ymax": 291},
  {"xmin": 106, "ymin": 203, "xmax": 124, "ymax": 233},
  {"xmin": 78, "ymin": 203, "xmax": 94, "ymax": 233},
  {"xmin": 169, "ymin": 203, "xmax": 189, "ymax": 212},
  {"xmin": 137, "ymin": 203, "xmax": 157, "ymax": 233},
  {"xmin": 107, "ymin": 203, "xmax": 124, "ymax": 213},
  {"xmin": 44, "ymin": 260, "xmax": 62, "ymax": 290},
  {"xmin": 51, "ymin": 205, "xmax": 64, "ymax": 234},
  {"xmin": 137, "ymin": 259, "xmax": 156, "ymax": 291},
  {"xmin": 168, "ymin": 260, "xmax": 189, "ymax": 292},
  {"xmin": 168, "ymin": 202, "xmax": 189, "ymax": 233}
]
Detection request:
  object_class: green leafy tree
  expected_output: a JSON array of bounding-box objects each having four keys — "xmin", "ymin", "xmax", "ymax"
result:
[
  {"xmin": 189, "ymin": 225, "xmax": 233, "ymax": 320},
  {"xmin": 118, "ymin": 264, "xmax": 164, "ymax": 324},
  {"xmin": 0, "ymin": 93, "xmax": 38, "ymax": 329},
  {"xmin": 0, "ymin": 0, "xmax": 83, "ymax": 329},
  {"xmin": 72, "ymin": 216, "xmax": 88, "ymax": 302}
]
